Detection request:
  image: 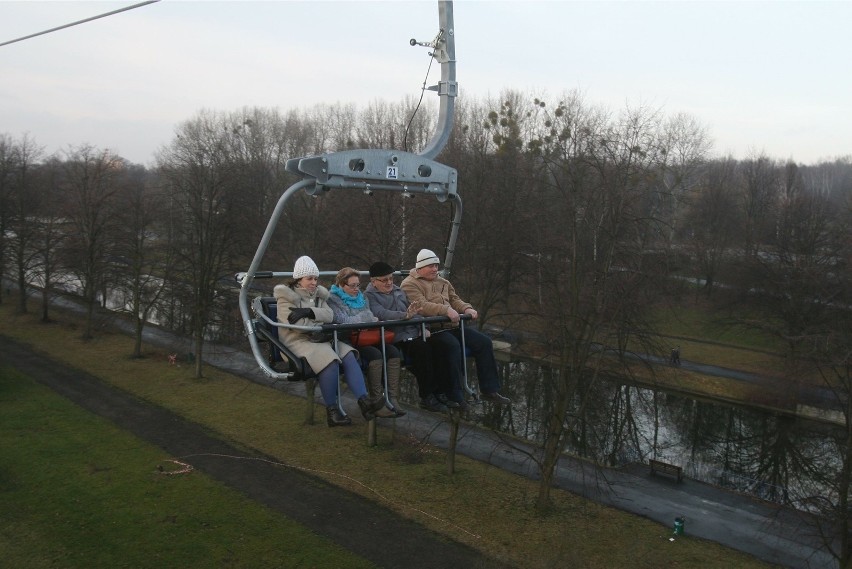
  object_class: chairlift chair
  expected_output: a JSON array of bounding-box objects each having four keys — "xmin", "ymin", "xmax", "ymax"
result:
[{"xmin": 236, "ymin": 1, "xmax": 476, "ymax": 414}]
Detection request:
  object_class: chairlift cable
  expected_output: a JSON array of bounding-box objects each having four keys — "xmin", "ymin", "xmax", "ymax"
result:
[{"xmin": 0, "ymin": 0, "xmax": 160, "ymax": 48}]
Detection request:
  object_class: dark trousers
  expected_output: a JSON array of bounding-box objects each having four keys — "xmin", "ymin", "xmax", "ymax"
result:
[
  {"xmin": 356, "ymin": 343, "xmax": 401, "ymax": 365},
  {"xmin": 398, "ymin": 338, "xmax": 449, "ymax": 398},
  {"xmin": 429, "ymin": 326, "xmax": 500, "ymax": 400}
]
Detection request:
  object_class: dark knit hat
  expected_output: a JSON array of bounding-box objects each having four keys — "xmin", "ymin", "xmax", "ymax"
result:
[{"xmin": 369, "ymin": 261, "xmax": 395, "ymax": 277}]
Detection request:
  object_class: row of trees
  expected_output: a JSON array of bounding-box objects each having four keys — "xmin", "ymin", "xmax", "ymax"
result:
[{"xmin": 2, "ymin": 90, "xmax": 851, "ymax": 563}]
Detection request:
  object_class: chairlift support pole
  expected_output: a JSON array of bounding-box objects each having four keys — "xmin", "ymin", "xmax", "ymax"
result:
[{"xmin": 238, "ymin": 1, "xmax": 463, "ymax": 388}]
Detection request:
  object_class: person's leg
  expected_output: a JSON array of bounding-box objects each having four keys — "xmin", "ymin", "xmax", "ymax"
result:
[
  {"xmin": 340, "ymin": 351, "xmax": 368, "ymax": 399},
  {"xmin": 430, "ymin": 330, "xmax": 464, "ymax": 403},
  {"xmin": 400, "ymin": 340, "xmax": 447, "ymax": 412},
  {"xmin": 460, "ymin": 327, "xmax": 501, "ymax": 394},
  {"xmin": 357, "ymin": 346, "xmax": 383, "ymax": 399},
  {"xmin": 360, "ymin": 345, "xmax": 396, "ymax": 418},
  {"xmin": 316, "ymin": 362, "xmax": 341, "ymax": 406},
  {"xmin": 383, "ymin": 344, "xmax": 405, "ymax": 416},
  {"xmin": 316, "ymin": 362, "xmax": 351, "ymax": 427},
  {"xmin": 401, "ymin": 339, "xmax": 435, "ymax": 398},
  {"xmin": 339, "ymin": 351, "xmax": 386, "ymax": 420}
]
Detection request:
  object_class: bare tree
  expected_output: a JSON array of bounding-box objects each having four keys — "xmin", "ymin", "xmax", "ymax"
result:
[
  {"xmin": 451, "ymin": 91, "xmax": 541, "ymax": 325},
  {"xmin": 157, "ymin": 110, "xmax": 242, "ymax": 378},
  {"xmin": 739, "ymin": 152, "xmax": 780, "ymax": 258},
  {"xmin": 733, "ymin": 177, "xmax": 842, "ymax": 366},
  {"xmin": 5, "ymin": 135, "xmax": 45, "ymax": 313},
  {"xmin": 0, "ymin": 135, "xmax": 17, "ymax": 305},
  {"xmin": 798, "ymin": 194, "xmax": 852, "ymax": 566},
  {"xmin": 111, "ymin": 164, "xmax": 175, "ymax": 358},
  {"xmin": 681, "ymin": 157, "xmax": 741, "ymax": 296},
  {"xmin": 654, "ymin": 112, "xmax": 712, "ymax": 245},
  {"xmin": 59, "ymin": 144, "xmax": 124, "ymax": 339},
  {"xmin": 526, "ymin": 95, "xmax": 708, "ymax": 510}
]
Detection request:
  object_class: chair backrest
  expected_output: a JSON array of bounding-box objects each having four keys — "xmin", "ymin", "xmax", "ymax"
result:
[
  {"xmin": 259, "ymin": 297, "xmax": 284, "ymax": 363},
  {"xmin": 256, "ymin": 297, "xmax": 316, "ymax": 380}
]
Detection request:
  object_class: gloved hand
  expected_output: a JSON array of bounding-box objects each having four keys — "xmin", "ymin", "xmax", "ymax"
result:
[{"xmin": 287, "ymin": 307, "xmax": 314, "ymax": 324}]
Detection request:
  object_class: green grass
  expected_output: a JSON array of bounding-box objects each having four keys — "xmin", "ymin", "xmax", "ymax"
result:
[
  {"xmin": 651, "ymin": 299, "xmax": 782, "ymax": 350},
  {"xmin": 0, "ymin": 297, "xmax": 776, "ymax": 568},
  {"xmin": 0, "ymin": 365, "xmax": 375, "ymax": 569},
  {"xmin": 644, "ymin": 299, "xmax": 803, "ymax": 378}
]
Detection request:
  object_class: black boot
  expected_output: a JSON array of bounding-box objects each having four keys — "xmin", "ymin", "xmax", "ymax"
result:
[
  {"xmin": 357, "ymin": 396, "xmax": 379, "ymax": 421},
  {"xmin": 326, "ymin": 406, "xmax": 352, "ymax": 427}
]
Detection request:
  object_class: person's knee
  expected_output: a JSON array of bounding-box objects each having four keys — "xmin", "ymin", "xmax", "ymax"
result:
[{"xmin": 438, "ymin": 342, "xmax": 462, "ymax": 359}]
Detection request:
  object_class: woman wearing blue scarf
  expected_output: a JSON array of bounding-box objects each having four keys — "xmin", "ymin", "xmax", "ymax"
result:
[{"xmin": 327, "ymin": 267, "xmax": 405, "ymax": 418}]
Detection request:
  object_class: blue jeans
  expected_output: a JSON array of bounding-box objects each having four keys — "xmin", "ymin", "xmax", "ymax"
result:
[
  {"xmin": 316, "ymin": 352, "xmax": 368, "ymax": 406},
  {"xmin": 429, "ymin": 326, "xmax": 500, "ymax": 400}
]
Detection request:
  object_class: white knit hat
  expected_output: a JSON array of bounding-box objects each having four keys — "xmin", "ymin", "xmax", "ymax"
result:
[
  {"xmin": 415, "ymin": 248, "xmax": 440, "ymax": 269},
  {"xmin": 292, "ymin": 255, "xmax": 319, "ymax": 279}
]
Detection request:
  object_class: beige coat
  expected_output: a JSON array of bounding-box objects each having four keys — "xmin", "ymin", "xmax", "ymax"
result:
[
  {"xmin": 400, "ymin": 271, "xmax": 472, "ymax": 330},
  {"xmin": 273, "ymin": 284, "xmax": 355, "ymax": 373}
]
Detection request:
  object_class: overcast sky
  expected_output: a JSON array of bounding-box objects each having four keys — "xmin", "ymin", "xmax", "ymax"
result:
[{"xmin": 2, "ymin": 0, "xmax": 850, "ymax": 167}]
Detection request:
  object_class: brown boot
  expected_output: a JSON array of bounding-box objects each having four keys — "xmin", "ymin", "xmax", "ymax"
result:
[
  {"xmin": 367, "ymin": 359, "xmax": 396, "ymax": 418},
  {"xmin": 386, "ymin": 358, "xmax": 406, "ymax": 417}
]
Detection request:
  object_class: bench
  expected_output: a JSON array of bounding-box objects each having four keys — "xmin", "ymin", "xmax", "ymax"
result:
[{"xmin": 649, "ymin": 459, "xmax": 683, "ymax": 483}]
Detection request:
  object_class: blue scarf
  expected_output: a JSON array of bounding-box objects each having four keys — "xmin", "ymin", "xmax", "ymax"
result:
[{"xmin": 330, "ymin": 284, "xmax": 366, "ymax": 309}]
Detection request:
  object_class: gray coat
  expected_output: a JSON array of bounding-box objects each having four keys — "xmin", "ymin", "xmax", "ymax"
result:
[
  {"xmin": 326, "ymin": 288, "xmax": 379, "ymax": 325},
  {"xmin": 363, "ymin": 283, "xmax": 423, "ymax": 342},
  {"xmin": 273, "ymin": 284, "xmax": 355, "ymax": 373}
]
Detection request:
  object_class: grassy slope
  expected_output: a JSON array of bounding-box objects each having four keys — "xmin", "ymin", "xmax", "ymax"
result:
[
  {"xmin": 0, "ymin": 297, "xmax": 774, "ymax": 568},
  {"xmin": 0, "ymin": 365, "xmax": 374, "ymax": 569}
]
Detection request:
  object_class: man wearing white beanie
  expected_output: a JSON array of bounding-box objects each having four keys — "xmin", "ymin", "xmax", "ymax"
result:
[{"xmin": 401, "ymin": 248, "xmax": 511, "ymax": 408}]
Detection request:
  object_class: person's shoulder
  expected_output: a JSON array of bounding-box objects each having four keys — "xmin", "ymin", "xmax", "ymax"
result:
[
  {"xmin": 274, "ymin": 284, "xmax": 296, "ymax": 301},
  {"xmin": 316, "ymin": 285, "xmax": 330, "ymax": 299},
  {"xmin": 325, "ymin": 290, "xmax": 341, "ymax": 305},
  {"xmin": 401, "ymin": 274, "xmax": 419, "ymax": 286}
]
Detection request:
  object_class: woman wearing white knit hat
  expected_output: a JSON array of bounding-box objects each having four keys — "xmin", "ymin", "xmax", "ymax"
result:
[
  {"xmin": 401, "ymin": 248, "xmax": 511, "ymax": 409},
  {"xmin": 274, "ymin": 255, "xmax": 383, "ymax": 426}
]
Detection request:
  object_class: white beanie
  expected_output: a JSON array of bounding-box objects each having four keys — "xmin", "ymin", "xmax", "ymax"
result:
[
  {"xmin": 292, "ymin": 255, "xmax": 319, "ymax": 279},
  {"xmin": 415, "ymin": 248, "xmax": 440, "ymax": 269}
]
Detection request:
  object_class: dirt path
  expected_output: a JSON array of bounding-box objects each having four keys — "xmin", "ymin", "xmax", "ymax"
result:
[{"xmin": 0, "ymin": 334, "xmax": 511, "ymax": 569}]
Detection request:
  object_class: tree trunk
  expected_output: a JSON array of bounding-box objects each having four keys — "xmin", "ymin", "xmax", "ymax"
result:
[
  {"xmin": 133, "ymin": 317, "xmax": 144, "ymax": 359},
  {"xmin": 537, "ymin": 400, "xmax": 568, "ymax": 512},
  {"xmin": 447, "ymin": 412, "xmax": 460, "ymax": 475},
  {"xmin": 303, "ymin": 379, "xmax": 317, "ymax": 425},
  {"xmin": 367, "ymin": 419, "xmax": 377, "ymax": 447},
  {"xmin": 838, "ymin": 394, "xmax": 852, "ymax": 568},
  {"xmin": 193, "ymin": 334, "xmax": 203, "ymax": 378}
]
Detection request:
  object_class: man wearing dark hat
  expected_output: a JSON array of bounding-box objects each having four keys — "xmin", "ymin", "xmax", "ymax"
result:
[
  {"xmin": 400, "ymin": 249, "xmax": 511, "ymax": 408},
  {"xmin": 364, "ymin": 261, "xmax": 453, "ymax": 412}
]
